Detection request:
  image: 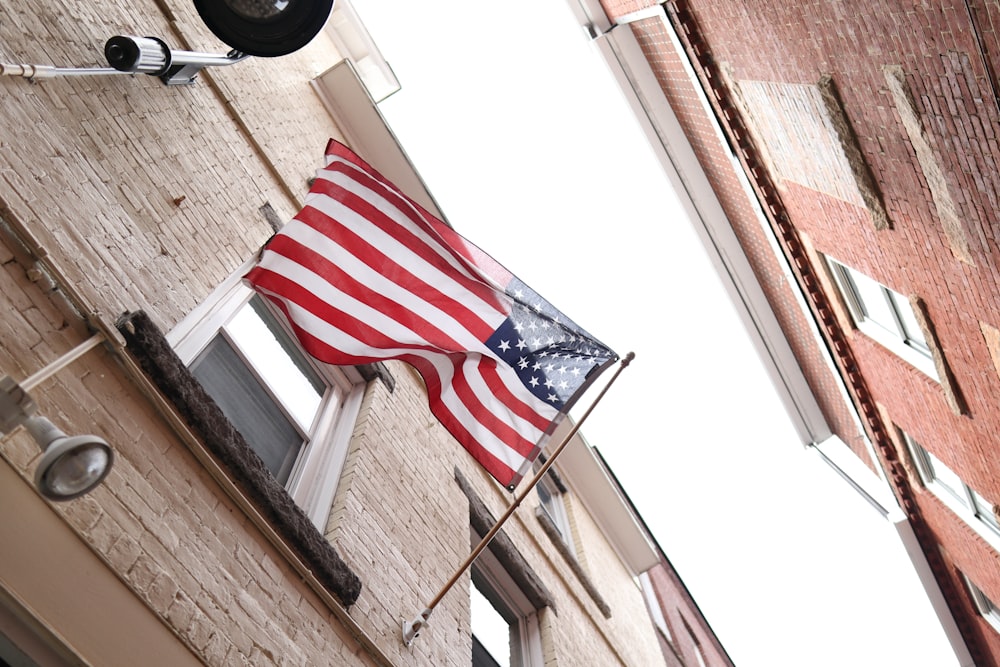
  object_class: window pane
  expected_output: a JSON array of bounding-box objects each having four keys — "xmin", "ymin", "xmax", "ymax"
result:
[
  {"xmin": 227, "ymin": 296, "xmax": 324, "ymax": 432},
  {"xmin": 471, "ymin": 579, "xmax": 512, "ymax": 667},
  {"xmin": 924, "ymin": 449, "xmax": 971, "ymax": 509},
  {"xmin": 971, "ymin": 489, "xmax": 1000, "ymax": 533},
  {"xmin": 844, "ymin": 269, "xmax": 899, "ymax": 335},
  {"xmin": 192, "ymin": 335, "xmax": 302, "ymax": 484},
  {"xmin": 888, "ymin": 291, "xmax": 930, "ymax": 353}
]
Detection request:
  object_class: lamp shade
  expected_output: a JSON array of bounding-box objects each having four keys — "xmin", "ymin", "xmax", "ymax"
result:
[
  {"xmin": 193, "ymin": 0, "xmax": 335, "ymax": 57},
  {"xmin": 26, "ymin": 417, "xmax": 113, "ymax": 501}
]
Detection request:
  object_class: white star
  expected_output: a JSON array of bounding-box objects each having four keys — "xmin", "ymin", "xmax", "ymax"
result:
[
  {"xmin": 516, "ymin": 339, "xmax": 527, "ymax": 350},
  {"xmin": 498, "ymin": 340, "xmax": 511, "ymax": 352},
  {"xmin": 544, "ymin": 378, "xmax": 554, "ymax": 388},
  {"xmin": 547, "ymin": 393, "xmax": 558, "ymax": 402},
  {"xmin": 529, "ymin": 376, "xmax": 539, "ymax": 387},
  {"xmin": 532, "ymin": 361, "xmax": 542, "ymax": 371},
  {"xmin": 518, "ymin": 357, "xmax": 529, "ymax": 369},
  {"xmin": 558, "ymin": 380, "xmax": 569, "ymax": 390}
]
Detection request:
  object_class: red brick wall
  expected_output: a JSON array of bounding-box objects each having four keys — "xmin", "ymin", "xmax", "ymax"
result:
[
  {"xmin": 626, "ymin": 16, "xmax": 866, "ymax": 463},
  {"xmin": 601, "ymin": 0, "xmax": 1000, "ymax": 662}
]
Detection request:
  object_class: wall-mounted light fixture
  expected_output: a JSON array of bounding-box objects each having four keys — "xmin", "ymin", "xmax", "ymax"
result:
[
  {"xmin": 0, "ymin": 0, "xmax": 336, "ymax": 85},
  {"xmin": 0, "ymin": 334, "xmax": 114, "ymax": 501},
  {"xmin": 193, "ymin": 0, "xmax": 336, "ymax": 58}
]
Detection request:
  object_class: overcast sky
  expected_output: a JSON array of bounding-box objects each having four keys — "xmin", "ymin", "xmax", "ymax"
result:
[{"xmin": 349, "ymin": 1, "xmax": 962, "ymax": 664}]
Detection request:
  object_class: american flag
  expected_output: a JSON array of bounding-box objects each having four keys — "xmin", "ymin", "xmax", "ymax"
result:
[{"xmin": 245, "ymin": 140, "xmax": 617, "ymax": 488}]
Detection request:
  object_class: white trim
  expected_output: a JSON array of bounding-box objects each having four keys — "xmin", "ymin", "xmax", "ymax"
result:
[
  {"xmin": 310, "ymin": 60, "xmax": 446, "ymax": 219},
  {"xmin": 903, "ymin": 433, "xmax": 1000, "ymax": 553},
  {"xmin": 826, "ymin": 258, "xmax": 939, "ymax": 380},
  {"xmin": 552, "ymin": 421, "xmax": 658, "ymax": 575},
  {"xmin": 472, "ymin": 539, "xmax": 545, "ymax": 667},
  {"xmin": 167, "ymin": 270, "xmax": 365, "ymax": 529},
  {"xmin": 638, "ymin": 572, "xmax": 672, "ymax": 641},
  {"xmin": 811, "ymin": 435, "xmax": 902, "ymax": 520},
  {"xmin": 571, "ymin": 1, "xmax": 831, "ymax": 446},
  {"xmin": 965, "ymin": 576, "xmax": 1000, "ymax": 636}
]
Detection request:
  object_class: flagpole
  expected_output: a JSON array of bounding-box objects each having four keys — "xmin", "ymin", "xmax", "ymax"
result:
[{"xmin": 402, "ymin": 351, "xmax": 635, "ymax": 646}]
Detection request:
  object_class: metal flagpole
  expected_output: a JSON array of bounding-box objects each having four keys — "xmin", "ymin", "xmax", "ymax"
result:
[{"xmin": 402, "ymin": 351, "xmax": 635, "ymax": 646}]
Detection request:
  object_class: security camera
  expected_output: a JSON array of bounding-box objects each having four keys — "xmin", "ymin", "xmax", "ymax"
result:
[
  {"xmin": 104, "ymin": 36, "xmax": 171, "ymax": 74},
  {"xmin": 104, "ymin": 35, "xmax": 248, "ymax": 85}
]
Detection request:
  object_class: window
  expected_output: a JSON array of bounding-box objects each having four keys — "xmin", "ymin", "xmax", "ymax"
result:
[
  {"xmin": 535, "ymin": 472, "xmax": 574, "ymax": 551},
  {"xmin": 169, "ymin": 266, "xmax": 366, "ymax": 528},
  {"xmin": 904, "ymin": 431, "xmax": 1000, "ymax": 540},
  {"xmin": 638, "ymin": 572, "xmax": 673, "ymax": 642},
  {"xmin": 470, "ymin": 541, "xmax": 544, "ymax": 667},
  {"xmin": 965, "ymin": 576, "xmax": 1000, "ymax": 635},
  {"xmin": 827, "ymin": 258, "xmax": 938, "ymax": 379}
]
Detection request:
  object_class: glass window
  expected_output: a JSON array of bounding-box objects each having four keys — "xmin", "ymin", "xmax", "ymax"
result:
[
  {"xmin": 471, "ymin": 574, "xmax": 514, "ymax": 667},
  {"xmin": 965, "ymin": 576, "xmax": 1000, "ymax": 635},
  {"xmin": 904, "ymin": 431, "xmax": 1000, "ymax": 539},
  {"xmin": 536, "ymin": 477, "xmax": 572, "ymax": 546},
  {"xmin": 192, "ymin": 296, "xmax": 326, "ymax": 484},
  {"xmin": 827, "ymin": 257, "xmax": 937, "ymax": 378},
  {"xmin": 470, "ymin": 546, "xmax": 544, "ymax": 667},
  {"xmin": 169, "ymin": 268, "xmax": 366, "ymax": 529}
]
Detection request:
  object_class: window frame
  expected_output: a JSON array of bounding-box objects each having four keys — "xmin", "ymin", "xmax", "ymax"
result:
[
  {"xmin": 904, "ymin": 431, "xmax": 1000, "ymax": 548},
  {"xmin": 965, "ymin": 576, "xmax": 1000, "ymax": 635},
  {"xmin": 470, "ymin": 533, "xmax": 545, "ymax": 667},
  {"xmin": 826, "ymin": 258, "xmax": 938, "ymax": 379},
  {"xmin": 168, "ymin": 262, "xmax": 366, "ymax": 529},
  {"xmin": 535, "ymin": 473, "xmax": 575, "ymax": 553}
]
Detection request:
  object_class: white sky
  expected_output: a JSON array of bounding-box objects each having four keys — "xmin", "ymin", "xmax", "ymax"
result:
[{"xmin": 350, "ymin": 1, "xmax": 962, "ymax": 665}]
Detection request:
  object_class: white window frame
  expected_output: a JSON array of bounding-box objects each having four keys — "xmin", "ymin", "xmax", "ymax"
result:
[
  {"xmin": 638, "ymin": 572, "xmax": 673, "ymax": 642},
  {"xmin": 535, "ymin": 473, "xmax": 575, "ymax": 554},
  {"xmin": 964, "ymin": 576, "xmax": 1000, "ymax": 635},
  {"xmin": 826, "ymin": 257, "xmax": 939, "ymax": 380},
  {"xmin": 471, "ymin": 534, "xmax": 545, "ymax": 667},
  {"xmin": 904, "ymin": 431, "xmax": 1000, "ymax": 550},
  {"xmin": 168, "ymin": 260, "xmax": 366, "ymax": 529}
]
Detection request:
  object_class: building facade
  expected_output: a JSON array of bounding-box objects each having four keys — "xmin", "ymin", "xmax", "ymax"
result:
[
  {"xmin": 0, "ymin": 1, "xmax": 729, "ymax": 665},
  {"xmin": 570, "ymin": 0, "xmax": 1000, "ymax": 664}
]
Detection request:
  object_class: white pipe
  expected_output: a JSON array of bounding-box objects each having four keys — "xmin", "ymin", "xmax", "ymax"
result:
[
  {"xmin": 20, "ymin": 333, "xmax": 106, "ymax": 391},
  {"xmin": 0, "ymin": 63, "xmax": 126, "ymax": 80}
]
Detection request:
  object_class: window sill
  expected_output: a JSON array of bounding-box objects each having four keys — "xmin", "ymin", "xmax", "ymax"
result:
[{"xmin": 117, "ymin": 310, "xmax": 362, "ymax": 608}]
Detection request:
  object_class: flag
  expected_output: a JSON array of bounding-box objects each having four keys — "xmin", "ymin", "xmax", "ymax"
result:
[{"xmin": 245, "ymin": 140, "xmax": 617, "ymax": 488}]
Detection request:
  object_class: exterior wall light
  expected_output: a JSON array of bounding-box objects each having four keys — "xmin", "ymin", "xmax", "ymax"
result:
[
  {"xmin": 194, "ymin": 0, "xmax": 336, "ymax": 57},
  {"xmin": 0, "ymin": 334, "xmax": 115, "ymax": 501},
  {"xmin": 1, "ymin": 1, "xmax": 335, "ymax": 84},
  {"xmin": 26, "ymin": 416, "xmax": 113, "ymax": 501}
]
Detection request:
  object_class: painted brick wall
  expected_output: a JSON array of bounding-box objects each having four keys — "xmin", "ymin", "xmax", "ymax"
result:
[{"xmin": 0, "ymin": 0, "xmax": 668, "ymax": 664}]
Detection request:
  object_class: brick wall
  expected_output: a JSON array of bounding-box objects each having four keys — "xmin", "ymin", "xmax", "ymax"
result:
[
  {"xmin": 0, "ymin": 0, "xmax": 667, "ymax": 663},
  {"xmin": 600, "ymin": 0, "xmax": 1000, "ymax": 662}
]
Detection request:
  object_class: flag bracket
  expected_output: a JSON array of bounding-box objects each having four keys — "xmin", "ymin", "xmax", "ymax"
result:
[{"xmin": 402, "ymin": 607, "xmax": 432, "ymax": 646}]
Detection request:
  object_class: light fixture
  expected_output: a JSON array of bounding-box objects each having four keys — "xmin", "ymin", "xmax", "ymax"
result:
[
  {"xmin": 26, "ymin": 416, "xmax": 113, "ymax": 501},
  {"xmin": 2, "ymin": 0, "xmax": 334, "ymax": 85},
  {"xmin": 193, "ymin": 0, "xmax": 336, "ymax": 57},
  {"xmin": 1, "ymin": 337, "xmax": 115, "ymax": 501}
]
